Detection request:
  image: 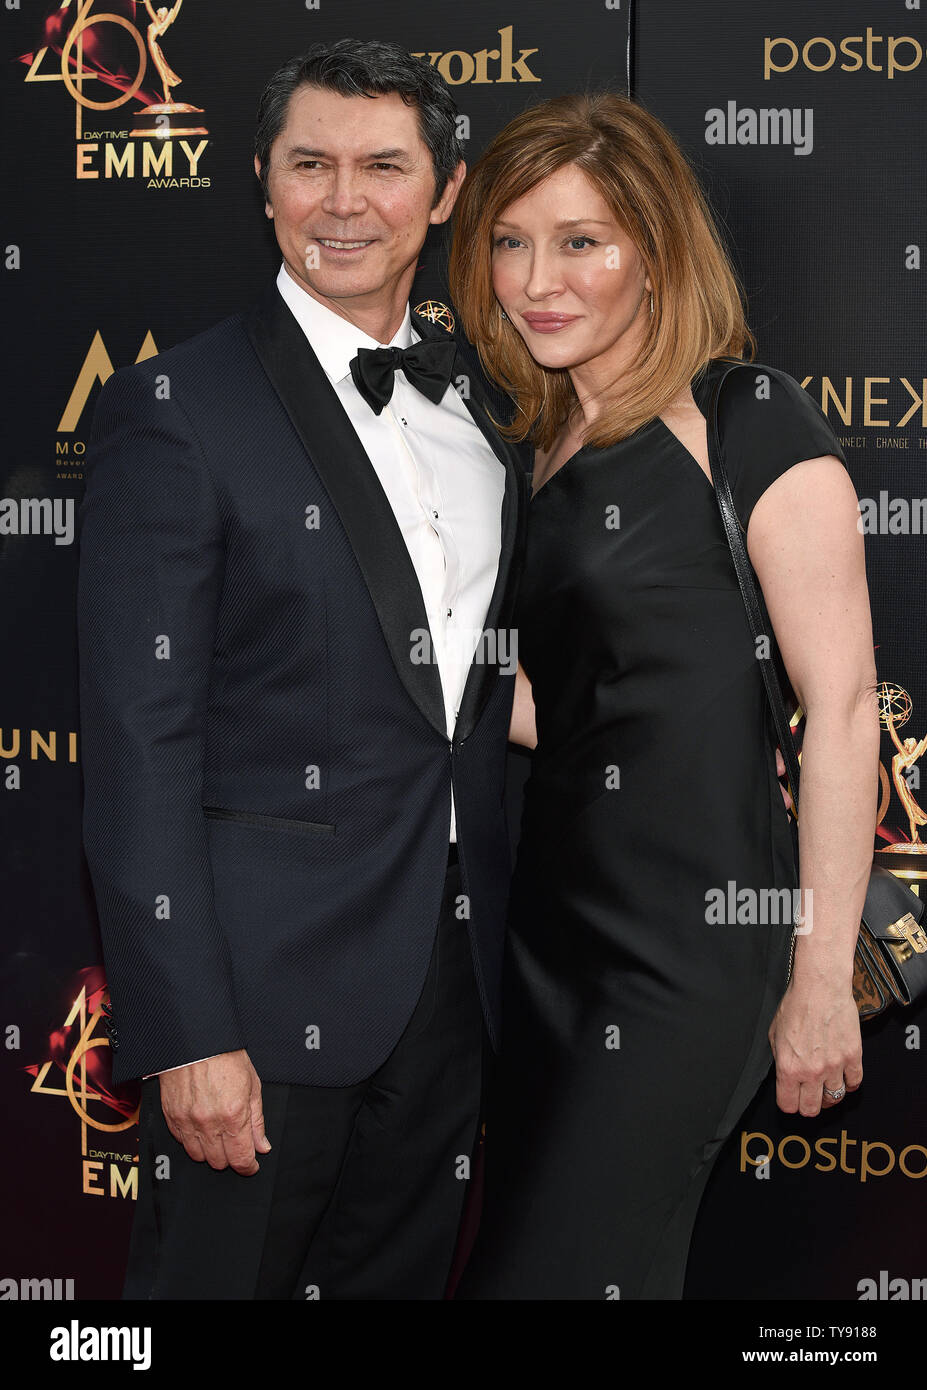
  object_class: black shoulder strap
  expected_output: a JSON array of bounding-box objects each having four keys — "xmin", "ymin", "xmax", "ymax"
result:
[{"xmin": 706, "ymin": 361, "xmax": 802, "ymax": 814}]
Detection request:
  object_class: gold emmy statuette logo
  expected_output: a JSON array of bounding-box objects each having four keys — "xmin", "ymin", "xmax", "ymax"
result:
[
  {"xmin": 414, "ymin": 300, "xmax": 455, "ymax": 333},
  {"xmin": 130, "ymin": 1, "xmax": 206, "ymax": 139},
  {"xmin": 876, "ymin": 682, "xmax": 927, "ymax": 875}
]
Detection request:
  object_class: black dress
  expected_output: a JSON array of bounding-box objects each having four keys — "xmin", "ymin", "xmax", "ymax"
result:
[{"xmin": 456, "ymin": 358, "xmax": 851, "ymax": 1300}]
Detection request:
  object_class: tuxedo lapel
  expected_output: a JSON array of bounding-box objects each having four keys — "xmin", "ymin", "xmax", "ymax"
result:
[
  {"xmin": 245, "ymin": 281, "xmax": 447, "ymax": 739},
  {"xmin": 244, "ymin": 280, "xmax": 527, "ymax": 748}
]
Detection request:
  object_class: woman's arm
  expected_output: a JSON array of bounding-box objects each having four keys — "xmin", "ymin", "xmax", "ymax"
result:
[
  {"xmin": 509, "ymin": 662, "xmax": 538, "ymax": 749},
  {"xmin": 746, "ymin": 454, "xmax": 879, "ymax": 1118}
]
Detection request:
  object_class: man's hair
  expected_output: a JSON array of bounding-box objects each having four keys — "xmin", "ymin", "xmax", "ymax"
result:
[{"xmin": 254, "ymin": 38, "xmax": 463, "ymax": 208}]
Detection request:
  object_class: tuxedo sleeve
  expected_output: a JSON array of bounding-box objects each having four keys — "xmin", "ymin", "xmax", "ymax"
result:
[
  {"xmin": 143, "ymin": 1054, "xmax": 221, "ymax": 1080},
  {"xmin": 77, "ymin": 366, "xmax": 245, "ymax": 1082}
]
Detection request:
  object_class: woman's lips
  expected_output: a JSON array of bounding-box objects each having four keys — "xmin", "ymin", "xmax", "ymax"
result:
[{"xmin": 520, "ymin": 313, "xmax": 580, "ymax": 333}]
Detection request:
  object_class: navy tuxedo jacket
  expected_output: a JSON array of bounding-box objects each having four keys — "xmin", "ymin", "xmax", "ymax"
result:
[{"xmin": 77, "ymin": 279, "xmax": 529, "ymax": 1086}]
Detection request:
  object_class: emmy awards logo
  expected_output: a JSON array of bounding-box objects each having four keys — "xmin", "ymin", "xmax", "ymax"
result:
[
  {"xmin": 129, "ymin": 1, "xmax": 207, "ymax": 139},
  {"xmin": 21, "ymin": 0, "xmax": 208, "ymax": 149},
  {"xmin": 876, "ymin": 681, "xmax": 927, "ymax": 875},
  {"xmin": 23, "ymin": 968, "xmax": 140, "ymax": 1200},
  {"xmin": 413, "ymin": 300, "xmax": 456, "ymax": 333}
]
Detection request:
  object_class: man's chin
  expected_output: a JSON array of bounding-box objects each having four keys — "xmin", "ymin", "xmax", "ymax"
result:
[{"xmin": 303, "ymin": 276, "xmax": 389, "ymax": 301}]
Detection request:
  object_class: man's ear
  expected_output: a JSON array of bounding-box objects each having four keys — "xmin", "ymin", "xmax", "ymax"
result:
[
  {"xmin": 254, "ymin": 154, "xmax": 272, "ymax": 217},
  {"xmin": 430, "ymin": 159, "xmax": 467, "ymax": 226}
]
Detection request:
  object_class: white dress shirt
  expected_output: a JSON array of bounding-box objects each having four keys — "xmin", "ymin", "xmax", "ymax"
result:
[
  {"xmin": 275, "ymin": 262, "xmax": 505, "ymax": 833},
  {"xmin": 144, "ymin": 265, "xmax": 505, "ymax": 1077}
]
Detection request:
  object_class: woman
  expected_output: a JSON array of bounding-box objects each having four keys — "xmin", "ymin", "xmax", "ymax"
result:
[{"xmin": 448, "ymin": 94, "xmax": 879, "ymax": 1299}]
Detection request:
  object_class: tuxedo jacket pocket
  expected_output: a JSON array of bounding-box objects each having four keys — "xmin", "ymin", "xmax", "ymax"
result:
[{"xmin": 201, "ymin": 805, "xmax": 335, "ymax": 835}]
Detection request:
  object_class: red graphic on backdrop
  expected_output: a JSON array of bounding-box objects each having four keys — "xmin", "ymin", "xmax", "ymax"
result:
[
  {"xmin": 18, "ymin": 2, "xmax": 161, "ymax": 110},
  {"xmin": 24, "ymin": 965, "xmax": 139, "ymax": 1129}
]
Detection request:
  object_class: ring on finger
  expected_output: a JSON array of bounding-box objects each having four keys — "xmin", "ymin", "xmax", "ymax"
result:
[{"xmin": 823, "ymin": 1083, "xmax": 847, "ymax": 1102}]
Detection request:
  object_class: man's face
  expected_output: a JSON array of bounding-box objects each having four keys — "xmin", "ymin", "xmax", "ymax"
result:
[{"xmin": 256, "ymin": 84, "xmax": 465, "ymax": 315}]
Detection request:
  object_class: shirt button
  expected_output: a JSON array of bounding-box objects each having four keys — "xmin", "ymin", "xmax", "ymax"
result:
[{"xmin": 432, "ymin": 509, "xmax": 439, "ymax": 519}]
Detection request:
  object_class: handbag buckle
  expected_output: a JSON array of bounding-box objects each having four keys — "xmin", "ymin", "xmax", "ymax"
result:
[{"xmin": 886, "ymin": 911, "xmax": 927, "ymax": 962}]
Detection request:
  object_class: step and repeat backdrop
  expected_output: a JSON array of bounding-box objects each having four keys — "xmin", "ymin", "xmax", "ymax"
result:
[{"xmin": 1, "ymin": 0, "xmax": 924, "ymax": 1302}]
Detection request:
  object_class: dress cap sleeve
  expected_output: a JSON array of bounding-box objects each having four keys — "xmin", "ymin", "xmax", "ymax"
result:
[{"xmin": 714, "ymin": 362, "xmax": 849, "ymax": 531}]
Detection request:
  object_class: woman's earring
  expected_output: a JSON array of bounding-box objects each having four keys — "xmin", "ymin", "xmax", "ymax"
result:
[
  {"xmin": 500, "ymin": 308, "xmax": 509, "ymax": 321},
  {"xmin": 649, "ymin": 291, "xmax": 654, "ymax": 317}
]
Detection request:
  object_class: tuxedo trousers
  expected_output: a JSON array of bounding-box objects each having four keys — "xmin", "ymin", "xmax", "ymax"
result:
[{"xmin": 122, "ymin": 853, "xmax": 486, "ymax": 1300}]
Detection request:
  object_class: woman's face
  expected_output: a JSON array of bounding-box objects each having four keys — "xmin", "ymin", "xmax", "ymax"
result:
[{"xmin": 490, "ymin": 164, "xmax": 651, "ymax": 375}]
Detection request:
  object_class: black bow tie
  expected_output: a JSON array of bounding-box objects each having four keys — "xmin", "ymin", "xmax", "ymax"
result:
[{"xmin": 349, "ymin": 338, "xmax": 457, "ymax": 415}]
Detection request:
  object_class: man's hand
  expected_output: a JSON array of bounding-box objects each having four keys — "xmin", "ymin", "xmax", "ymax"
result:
[{"xmin": 159, "ymin": 1050, "xmax": 271, "ymax": 1175}]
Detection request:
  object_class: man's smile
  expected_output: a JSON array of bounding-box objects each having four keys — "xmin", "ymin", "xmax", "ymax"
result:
[{"xmin": 313, "ymin": 236, "xmax": 376, "ymax": 253}]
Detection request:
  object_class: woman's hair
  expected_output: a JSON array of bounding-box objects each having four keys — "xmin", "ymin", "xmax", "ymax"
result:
[{"xmin": 447, "ymin": 92, "xmax": 755, "ymax": 451}]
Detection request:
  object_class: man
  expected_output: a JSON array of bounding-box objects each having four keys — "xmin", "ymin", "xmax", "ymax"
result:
[{"xmin": 77, "ymin": 38, "xmax": 528, "ymax": 1300}]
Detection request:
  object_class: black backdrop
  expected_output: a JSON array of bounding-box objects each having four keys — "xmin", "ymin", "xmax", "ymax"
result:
[{"xmin": 2, "ymin": 0, "xmax": 924, "ymax": 1306}]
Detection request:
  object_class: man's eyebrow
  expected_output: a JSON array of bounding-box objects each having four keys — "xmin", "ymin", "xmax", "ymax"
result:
[{"xmin": 284, "ymin": 145, "xmax": 413, "ymax": 161}]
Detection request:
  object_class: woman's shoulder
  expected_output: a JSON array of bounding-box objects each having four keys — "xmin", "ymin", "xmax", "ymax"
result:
[
  {"xmin": 699, "ymin": 357, "xmax": 851, "ymax": 528},
  {"xmin": 701, "ymin": 357, "xmax": 842, "ymax": 446}
]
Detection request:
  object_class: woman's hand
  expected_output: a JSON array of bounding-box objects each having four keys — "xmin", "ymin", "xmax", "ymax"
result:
[
  {"xmin": 768, "ymin": 981, "xmax": 863, "ymax": 1116},
  {"xmin": 774, "ymin": 745, "xmax": 793, "ymax": 812},
  {"xmin": 509, "ymin": 662, "xmax": 537, "ymax": 748}
]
